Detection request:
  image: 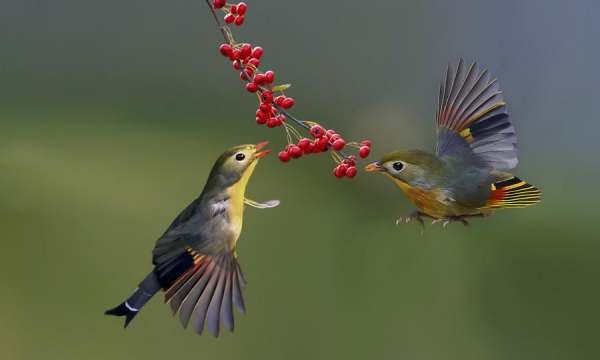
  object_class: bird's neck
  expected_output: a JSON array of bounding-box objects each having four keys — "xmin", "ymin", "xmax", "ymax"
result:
[{"xmin": 226, "ymin": 160, "xmax": 259, "ymax": 238}]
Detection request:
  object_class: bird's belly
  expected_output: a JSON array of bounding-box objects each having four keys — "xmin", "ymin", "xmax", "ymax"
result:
[{"xmin": 399, "ymin": 184, "xmax": 474, "ymax": 219}]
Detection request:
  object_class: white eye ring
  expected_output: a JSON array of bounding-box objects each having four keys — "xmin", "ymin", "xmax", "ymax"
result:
[
  {"xmin": 391, "ymin": 161, "xmax": 405, "ymax": 172},
  {"xmin": 235, "ymin": 153, "xmax": 246, "ymax": 161}
]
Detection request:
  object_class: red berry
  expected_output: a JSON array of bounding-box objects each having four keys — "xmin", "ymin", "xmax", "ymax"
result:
[
  {"xmin": 334, "ymin": 165, "xmax": 347, "ymax": 178},
  {"xmin": 346, "ymin": 166, "xmax": 357, "ymax": 178},
  {"xmin": 245, "ymin": 82, "xmax": 258, "ymax": 93},
  {"xmin": 234, "ymin": 15, "xmax": 245, "ymax": 26},
  {"xmin": 343, "ymin": 155, "xmax": 357, "ymax": 166},
  {"xmin": 260, "ymin": 91, "xmax": 273, "ymax": 103},
  {"xmin": 361, "ymin": 139, "xmax": 372, "ymax": 147},
  {"xmin": 224, "ymin": 13, "xmax": 235, "ymax": 24},
  {"xmin": 332, "ymin": 139, "xmax": 346, "ymax": 151},
  {"xmin": 219, "ymin": 44, "xmax": 233, "ymax": 57},
  {"xmin": 278, "ymin": 151, "xmax": 291, "ymax": 162},
  {"xmin": 281, "ymin": 97, "xmax": 295, "ymax": 109},
  {"xmin": 237, "ymin": 2, "xmax": 248, "ymax": 15},
  {"xmin": 298, "ymin": 138, "xmax": 312, "ymax": 151},
  {"xmin": 256, "ymin": 109, "xmax": 269, "ymax": 120},
  {"xmin": 232, "ymin": 60, "xmax": 241, "ymax": 70},
  {"xmin": 329, "ymin": 134, "xmax": 341, "ymax": 143},
  {"xmin": 213, "ymin": 0, "xmax": 226, "ymax": 9},
  {"xmin": 274, "ymin": 96, "xmax": 285, "ymax": 106},
  {"xmin": 310, "ymin": 125, "xmax": 326, "ymax": 138},
  {"xmin": 264, "ymin": 70, "xmax": 275, "ymax": 83},
  {"xmin": 359, "ymin": 146, "xmax": 371, "ymax": 158},
  {"xmin": 315, "ymin": 137, "xmax": 329, "ymax": 151},
  {"xmin": 256, "ymin": 116, "xmax": 267, "ymax": 125},
  {"xmin": 251, "ymin": 46, "xmax": 263, "ymax": 59},
  {"xmin": 288, "ymin": 145, "xmax": 303, "ymax": 158},
  {"xmin": 240, "ymin": 44, "xmax": 252, "ymax": 59},
  {"xmin": 230, "ymin": 5, "xmax": 238, "ymax": 14},
  {"xmin": 326, "ymin": 129, "xmax": 337, "ymax": 138},
  {"xmin": 248, "ymin": 58, "xmax": 260, "ymax": 67},
  {"xmin": 259, "ymin": 103, "xmax": 272, "ymax": 113},
  {"xmin": 253, "ymin": 73, "xmax": 266, "ymax": 85},
  {"xmin": 266, "ymin": 118, "xmax": 278, "ymax": 128},
  {"xmin": 231, "ymin": 49, "xmax": 241, "ymax": 60}
]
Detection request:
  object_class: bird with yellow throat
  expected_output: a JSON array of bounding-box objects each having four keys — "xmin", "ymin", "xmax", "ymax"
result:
[
  {"xmin": 365, "ymin": 60, "xmax": 541, "ymax": 226},
  {"xmin": 106, "ymin": 142, "xmax": 278, "ymax": 336}
]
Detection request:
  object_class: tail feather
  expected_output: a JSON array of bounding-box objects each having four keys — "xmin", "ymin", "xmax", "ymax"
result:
[
  {"xmin": 105, "ymin": 272, "xmax": 161, "ymax": 328},
  {"xmin": 485, "ymin": 176, "xmax": 541, "ymax": 209}
]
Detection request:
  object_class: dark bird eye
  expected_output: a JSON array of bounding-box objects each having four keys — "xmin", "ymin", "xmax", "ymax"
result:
[
  {"xmin": 392, "ymin": 162, "xmax": 404, "ymax": 171},
  {"xmin": 235, "ymin": 153, "xmax": 246, "ymax": 161}
]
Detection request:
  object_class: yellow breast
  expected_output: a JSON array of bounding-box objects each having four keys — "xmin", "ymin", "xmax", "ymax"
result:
[{"xmin": 225, "ymin": 160, "xmax": 258, "ymax": 247}]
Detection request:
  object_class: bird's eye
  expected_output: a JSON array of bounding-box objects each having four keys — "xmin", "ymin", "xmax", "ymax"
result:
[
  {"xmin": 235, "ymin": 153, "xmax": 246, "ymax": 161},
  {"xmin": 392, "ymin": 162, "xmax": 404, "ymax": 171}
]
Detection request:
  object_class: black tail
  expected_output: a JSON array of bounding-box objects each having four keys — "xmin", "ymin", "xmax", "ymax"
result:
[{"xmin": 105, "ymin": 271, "xmax": 161, "ymax": 328}]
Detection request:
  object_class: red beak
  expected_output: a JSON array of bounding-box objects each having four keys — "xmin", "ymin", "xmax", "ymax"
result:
[{"xmin": 254, "ymin": 141, "xmax": 271, "ymax": 159}]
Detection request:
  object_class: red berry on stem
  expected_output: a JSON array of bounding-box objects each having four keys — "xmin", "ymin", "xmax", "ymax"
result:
[
  {"xmin": 289, "ymin": 145, "xmax": 303, "ymax": 158},
  {"xmin": 261, "ymin": 91, "xmax": 273, "ymax": 103},
  {"xmin": 310, "ymin": 125, "xmax": 326, "ymax": 138},
  {"xmin": 259, "ymin": 103, "xmax": 271, "ymax": 113},
  {"xmin": 237, "ymin": 2, "xmax": 248, "ymax": 15},
  {"xmin": 298, "ymin": 138, "xmax": 311, "ymax": 151},
  {"xmin": 346, "ymin": 166, "xmax": 357, "ymax": 178},
  {"xmin": 361, "ymin": 140, "xmax": 372, "ymax": 147},
  {"xmin": 251, "ymin": 46, "xmax": 263, "ymax": 59},
  {"xmin": 232, "ymin": 60, "xmax": 241, "ymax": 70},
  {"xmin": 332, "ymin": 138, "xmax": 346, "ymax": 151},
  {"xmin": 224, "ymin": 13, "xmax": 235, "ymax": 24},
  {"xmin": 240, "ymin": 43, "xmax": 252, "ymax": 59},
  {"xmin": 256, "ymin": 116, "xmax": 267, "ymax": 125},
  {"xmin": 248, "ymin": 58, "xmax": 260, "ymax": 67},
  {"xmin": 359, "ymin": 146, "xmax": 371, "ymax": 158},
  {"xmin": 219, "ymin": 44, "xmax": 233, "ymax": 57},
  {"xmin": 213, "ymin": 0, "xmax": 226, "ymax": 9},
  {"xmin": 278, "ymin": 151, "xmax": 291, "ymax": 162},
  {"xmin": 334, "ymin": 165, "xmax": 347, "ymax": 178},
  {"xmin": 230, "ymin": 5, "xmax": 238, "ymax": 14},
  {"xmin": 264, "ymin": 70, "xmax": 275, "ymax": 83},
  {"xmin": 326, "ymin": 129, "xmax": 337, "ymax": 138},
  {"xmin": 245, "ymin": 82, "xmax": 258, "ymax": 93},
  {"xmin": 253, "ymin": 73, "xmax": 266, "ymax": 85},
  {"xmin": 234, "ymin": 15, "xmax": 245, "ymax": 26},
  {"xmin": 274, "ymin": 96, "xmax": 285, "ymax": 106},
  {"xmin": 281, "ymin": 97, "xmax": 295, "ymax": 109}
]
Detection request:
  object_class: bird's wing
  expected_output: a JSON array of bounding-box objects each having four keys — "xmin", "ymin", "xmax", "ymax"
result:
[
  {"xmin": 151, "ymin": 196, "xmax": 246, "ymax": 336},
  {"xmin": 435, "ymin": 59, "xmax": 518, "ymax": 171}
]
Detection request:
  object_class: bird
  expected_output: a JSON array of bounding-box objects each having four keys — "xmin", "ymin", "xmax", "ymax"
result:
[
  {"xmin": 364, "ymin": 60, "xmax": 541, "ymax": 227},
  {"xmin": 105, "ymin": 142, "xmax": 279, "ymax": 336}
]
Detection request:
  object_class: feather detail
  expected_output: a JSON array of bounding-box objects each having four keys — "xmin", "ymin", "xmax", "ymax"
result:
[
  {"xmin": 158, "ymin": 250, "xmax": 245, "ymax": 336},
  {"xmin": 484, "ymin": 176, "xmax": 541, "ymax": 209},
  {"xmin": 436, "ymin": 60, "xmax": 518, "ymax": 171}
]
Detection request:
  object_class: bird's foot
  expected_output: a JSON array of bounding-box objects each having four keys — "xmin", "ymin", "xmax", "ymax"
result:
[
  {"xmin": 396, "ymin": 211, "xmax": 431, "ymax": 229},
  {"xmin": 431, "ymin": 214, "xmax": 486, "ymax": 227}
]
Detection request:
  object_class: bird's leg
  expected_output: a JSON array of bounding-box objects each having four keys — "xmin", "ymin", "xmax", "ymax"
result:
[
  {"xmin": 432, "ymin": 213, "xmax": 486, "ymax": 227},
  {"xmin": 396, "ymin": 211, "xmax": 432, "ymax": 229}
]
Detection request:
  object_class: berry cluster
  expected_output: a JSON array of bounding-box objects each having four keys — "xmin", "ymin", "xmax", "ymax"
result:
[
  {"xmin": 207, "ymin": 0, "xmax": 373, "ymax": 179},
  {"xmin": 213, "ymin": 1, "xmax": 247, "ymax": 26}
]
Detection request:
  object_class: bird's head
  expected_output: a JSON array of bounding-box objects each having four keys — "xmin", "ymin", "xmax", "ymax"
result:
[
  {"xmin": 206, "ymin": 141, "xmax": 271, "ymax": 189},
  {"xmin": 364, "ymin": 149, "xmax": 442, "ymax": 187}
]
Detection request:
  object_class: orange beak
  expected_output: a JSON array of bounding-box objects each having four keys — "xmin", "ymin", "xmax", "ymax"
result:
[
  {"xmin": 364, "ymin": 161, "xmax": 383, "ymax": 173},
  {"xmin": 254, "ymin": 141, "xmax": 271, "ymax": 159}
]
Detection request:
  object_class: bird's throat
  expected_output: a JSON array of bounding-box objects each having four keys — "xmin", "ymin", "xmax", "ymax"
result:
[{"xmin": 226, "ymin": 160, "xmax": 259, "ymax": 242}]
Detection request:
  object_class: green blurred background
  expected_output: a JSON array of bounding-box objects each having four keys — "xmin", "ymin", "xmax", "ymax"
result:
[{"xmin": 1, "ymin": 0, "xmax": 599, "ymax": 359}]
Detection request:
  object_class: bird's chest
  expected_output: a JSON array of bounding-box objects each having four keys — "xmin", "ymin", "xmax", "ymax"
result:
[
  {"xmin": 208, "ymin": 198, "xmax": 244, "ymax": 251},
  {"xmin": 393, "ymin": 179, "xmax": 455, "ymax": 218}
]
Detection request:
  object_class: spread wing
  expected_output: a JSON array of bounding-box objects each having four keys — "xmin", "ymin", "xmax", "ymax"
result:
[
  {"xmin": 151, "ymin": 195, "xmax": 246, "ymax": 336},
  {"xmin": 435, "ymin": 59, "xmax": 518, "ymax": 171}
]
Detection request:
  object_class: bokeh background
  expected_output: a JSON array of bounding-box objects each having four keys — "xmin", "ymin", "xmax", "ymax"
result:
[{"xmin": 1, "ymin": 0, "xmax": 599, "ymax": 359}]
